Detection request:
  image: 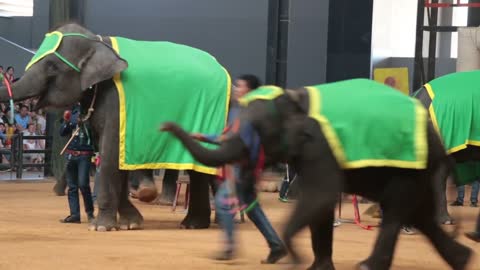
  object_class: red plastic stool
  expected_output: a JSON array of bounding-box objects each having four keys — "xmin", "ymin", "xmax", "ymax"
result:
[{"xmin": 172, "ymin": 178, "xmax": 190, "ymax": 212}]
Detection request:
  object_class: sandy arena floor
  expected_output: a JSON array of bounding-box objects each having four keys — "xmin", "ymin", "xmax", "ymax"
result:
[{"xmin": 0, "ymin": 179, "xmax": 479, "ymax": 270}]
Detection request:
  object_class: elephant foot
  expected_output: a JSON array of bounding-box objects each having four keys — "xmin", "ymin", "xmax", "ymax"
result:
[
  {"xmin": 88, "ymin": 210, "xmax": 118, "ymax": 232},
  {"xmin": 137, "ymin": 183, "xmax": 158, "ymax": 203},
  {"xmin": 356, "ymin": 259, "xmax": 389, "ymax": 270},
  {"xmin": 448, "ymin": 244, "xmax": 472, "ymax": 270},
  {"xmin": 53, "ymin": 182, "xmax": 66, "ymax": 196},
  {"xmin": 307, "ymin": 260, "xmax": 335, "ymax": 270},
  {"xmin": 118, "ymin": 205, "xmax": 144, "ymax": 230},
  {"xmin": 154, "ymin": 196, "xmax": 174, "ymax": 206},
  {"xmin": 441, "ymin": 218, "xmax": 455, "ymax": 225},
  {"xmin": 180, "ymin": 212, "xmax": 210, "ymax": 229}
]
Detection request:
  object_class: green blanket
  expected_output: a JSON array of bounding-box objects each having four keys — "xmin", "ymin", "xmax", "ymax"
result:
[
  {"xmin": 111, "ymin": 37, "xmax": 230, "ymax": 174},
  {"xmin": 307, "ymin": 79, "xmax": 427, "ymax": 169},
  {"xmin": 424, "ymin": 71, "xmax": 480, "ymax": 184},
  {"xmin": 240, "ymin": 80, "xmax": 428, "ymax": 169}
]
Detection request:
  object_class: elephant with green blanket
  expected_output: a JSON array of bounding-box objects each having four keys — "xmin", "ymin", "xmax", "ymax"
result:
[
  {"xmin": 413, "ymin": 70, "xmax": 480, "ymax": 225},
  {"xmin": 161, "ymin": 79, "xmax": 472, "ymax": 270},
  {"xmin": 0, "ymin": 23, "xmax": 231, "ymax": 231}
]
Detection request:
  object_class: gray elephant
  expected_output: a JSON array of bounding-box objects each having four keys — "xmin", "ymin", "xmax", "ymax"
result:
[
  {"xmin": 161, "ymin": 79, "xmax": 472, "ymax": 270},
  {"xmin": 413, "ymin": 70, "xmax": 480, "ymax": 225},
  {"xmin": 0, "ymin": 23, "xmax": 231, "ymax": 231}
]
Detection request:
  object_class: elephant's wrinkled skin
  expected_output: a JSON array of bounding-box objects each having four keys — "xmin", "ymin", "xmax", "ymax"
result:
[
  {"xmin": 0, "ymin": 23, "xmax": 213, "ymax": 231},
  {"xmin": 161, "ymin": 88, "xmax": 472, "ymax": 270}
]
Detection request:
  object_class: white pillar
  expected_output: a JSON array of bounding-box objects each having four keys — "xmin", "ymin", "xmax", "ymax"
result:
[{"xmin": 457, "ymin": 27, "xmax": 480, "ymax": 71}]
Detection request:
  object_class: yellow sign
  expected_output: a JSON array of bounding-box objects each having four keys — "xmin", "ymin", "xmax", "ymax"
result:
[{"xmin": 373, "ymin": 67, "xmax": 409, "ymax": 95}]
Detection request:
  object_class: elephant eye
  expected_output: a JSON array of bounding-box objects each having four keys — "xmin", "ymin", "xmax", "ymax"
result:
[{"xmin": 46, "ymin": 60, "xmax": 59, "ymax": 75}]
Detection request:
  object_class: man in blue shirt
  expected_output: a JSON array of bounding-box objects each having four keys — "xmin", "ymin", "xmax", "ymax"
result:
[
  {"xmin": 59, "ymin": 103, "xmax": 95, "ymax": 223},
  {"xmin": 14, "ymin": 105, "xmax": 30, "ymax": 132}
]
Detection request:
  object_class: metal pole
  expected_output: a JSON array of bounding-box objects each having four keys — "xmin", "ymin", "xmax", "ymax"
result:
[
  {"xmin": 413, "ymin": 0, "xmax": 426, "ymax": 91},
  {"xmin": 427, "ymin": 0, "xmax": 439, "ymax": 82},
  {"xmin": 266, "ymin": 0, "xmax": 280, "ymax": 85},
  {"xmin": 276, "ymin": 0, "xmax": 290, "ymax": 88},
  {"xmin": 468, "ymin": 0, "xmax": 480, "ymax": 26}
]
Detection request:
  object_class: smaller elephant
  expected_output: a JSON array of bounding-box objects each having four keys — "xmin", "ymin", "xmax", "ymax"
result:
[{"xmin": 161, "ymin": 79, "xmax": 473, "ymax": 270}]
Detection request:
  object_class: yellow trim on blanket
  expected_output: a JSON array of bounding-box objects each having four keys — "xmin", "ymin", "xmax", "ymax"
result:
[
  {"xmin": 110, "ymin": 36, "xmax": 222, "ymax": 175},
  {"xmin": 305, "ymin": 86, "xmax": 347, "ymax": 165},
  {"xmin": 25, "ymin": 31, "xmax": 63, "ymax": 71},
  {"xmin": 223, "ymin": 67, "xmax": 232, "ymax": 125},
  {"xmin": 110, "ymin": 37, "xmax": 127, "ymax": 170},
  {"xmin": 424, "ymin": 83, "xmax": 440, "ymax": 133},
  {"xmin": 306, "ymin": 86, "xmax": 428, "ymax": 170},
  {"xmin": 238, "ymin": 85, "xmax": 284, "ymax": 106},
  {"xmin": 447, "ymin": 140, "xmax": 480, "ymax": 154},
  {"xmin": 119, "ymin": 162, "xmax": 217, "ymax": 175},
  {"xmin": 414, "ymin": 100, "xmax": 428, "ymax": 168}
]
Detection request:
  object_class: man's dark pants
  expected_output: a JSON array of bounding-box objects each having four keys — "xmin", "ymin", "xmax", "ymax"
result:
[{"xmin": 65, "ymin": 154, "xmax": 94, "ymax": 219}]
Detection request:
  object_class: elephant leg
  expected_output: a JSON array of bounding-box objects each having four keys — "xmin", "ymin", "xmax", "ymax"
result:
[
  {"xmin": 358, "ymin": 176, "xmax": 418, "ymax": 270},
  {"xmin": 357, "ymin": 206, "xmax": 402, "ymax": 270},
  {"xmin": 53, "ymin": 171, "xmax": 67, "ymax": 196},
  {"xmin": 135, "ymin": 169, "xmax": 158, "ymax": 203},
  {"xmin": 415, "ymin": 220, "xmax": 472, "ymax": 269},
  {"xmin": 118, "ymin": 175, "xmax": 144, "ymax": 230},
  {"xmin": 157, "ymin": 169, "xmax": 179, "ymax": 205},
  {"xmin": 307, "ymin": 209, "xmax": 336, "ymax": 270},
  {"xmin": 180, "ymin": 170, "xmax": 211, "ymax": 229},
  {"xmin": 89, "ymin": 163, "xmax": 125, "ymax": 232},
  {"xmin": 434, "ymin": 165, "xmax": 454, "ymax": 225},
  {"xmin": 282, "ymin": 162, "xmax": 340, "ymax": 266},
  {"xmin": 413, "ymin": 196, "xmax": 472, "ymax": 269}
]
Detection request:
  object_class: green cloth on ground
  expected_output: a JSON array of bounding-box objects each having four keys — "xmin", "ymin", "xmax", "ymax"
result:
[
  {"xmin": 424, "ymin": 70, "xmax": 480, "ymax": 185},
  {"xmin": 111, "ymin": 36, "xmax": 230, "ymax": 174},
  {"xmin": 307, "ymin": 79, "xmax": 428, "ymax": 169}
]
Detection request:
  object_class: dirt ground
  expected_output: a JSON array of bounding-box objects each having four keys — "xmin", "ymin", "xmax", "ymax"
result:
[{"xmin": 0, "ymin": 179, "xmax": 479, "ymax": 270}]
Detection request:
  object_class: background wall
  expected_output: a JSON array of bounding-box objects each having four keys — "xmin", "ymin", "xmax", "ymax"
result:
[
  {"xmin": 0, "ymin": 0, "xmax": 332, "ymax": 86},
  {"xmin": 286, "ymin": 0, "xmax": 330, "ymax": 88},
  {"xmin": 0, "ymin": 0, "xmax": 48, "ymax": 77},
  {"xmin": 84, "ymin": 0, "xmax": 269, "ymax": 82}
]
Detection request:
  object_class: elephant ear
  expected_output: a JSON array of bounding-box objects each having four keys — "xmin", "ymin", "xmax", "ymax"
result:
[
  {"xmin": 284, "ymin": 88, "xmax": 308, "ymax": 113},
  {"xmin": 78, "ymin": 42, "xmax": 128, "ymax": 90},
  {"xmin": 285, "ymin": 89, "xmax": 301, "ymax": 103}
]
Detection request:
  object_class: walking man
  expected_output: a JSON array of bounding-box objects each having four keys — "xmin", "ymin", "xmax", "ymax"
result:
[{"xmin": 59, "ymin": 103, "xmax": 95, "ymax": 223}]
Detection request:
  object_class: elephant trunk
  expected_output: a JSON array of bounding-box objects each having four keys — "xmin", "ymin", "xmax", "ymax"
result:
[
  {"xmin": 163, "ymin": 123, "xmax": 246, "ymax": 167},
  {"xmin": 0, "ymin": 64, "xmax": 46, "ymax": 103}
]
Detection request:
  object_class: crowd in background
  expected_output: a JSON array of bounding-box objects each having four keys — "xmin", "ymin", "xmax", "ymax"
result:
[{"xmin": 0, "ymin": 65, "xmax": 46, "ymax": 168}]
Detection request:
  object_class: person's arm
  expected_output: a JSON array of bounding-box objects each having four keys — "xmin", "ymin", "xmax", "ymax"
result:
[{"xmin": 59, "ymin": 110, "xmax": 76, "ymax": 137}]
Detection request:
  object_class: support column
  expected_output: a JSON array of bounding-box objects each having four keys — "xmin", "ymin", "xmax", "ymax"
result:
[
  {"xmin": 413, "ymin": 0, "xmax": 426, "ymax": 90},
  {"xmin": 468, "ymin": 0, "xmax": 480, "ymax": 26},
  {"xmin": 266, "ymin": 0, "xmax": 290, "ymax": 88},
  {"xmin": 326, "ymin": 0, "xmax": 373, "ymax": 82}
]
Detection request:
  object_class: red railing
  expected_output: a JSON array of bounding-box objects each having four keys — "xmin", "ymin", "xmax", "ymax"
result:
[{"xmin": 425, "ymin": 0, "xmax": 480, "ymax": 8}]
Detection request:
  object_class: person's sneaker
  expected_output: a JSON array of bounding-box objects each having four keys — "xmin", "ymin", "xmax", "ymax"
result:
[
  {"xmin": 401, "ymin": 226, "xmax": 416, "ymax": 235},
  {"xmin": 470, "ymin": 202, "xmax": 478, "ymax": 208},
  {"xmin": 213, "ymin": 249, "xmax": 234, "ymax": 261},
  {"xmin": 465, "ymin": 232, "xmax": 480, "ymax": 243},
  {"xmin": 450, "ymin": 201, "xmax": 463, "ymax": 207},
  {"xmin": 261, "ymin": 248, "xmax": 288, "ymax": 264},
  {"xmin": 333, "ymin": 220, "xmax": 341, "ymax": 227},
  {"xmin": 59, "ymin": 215, "xmax": 81, "ymax": 224}
]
